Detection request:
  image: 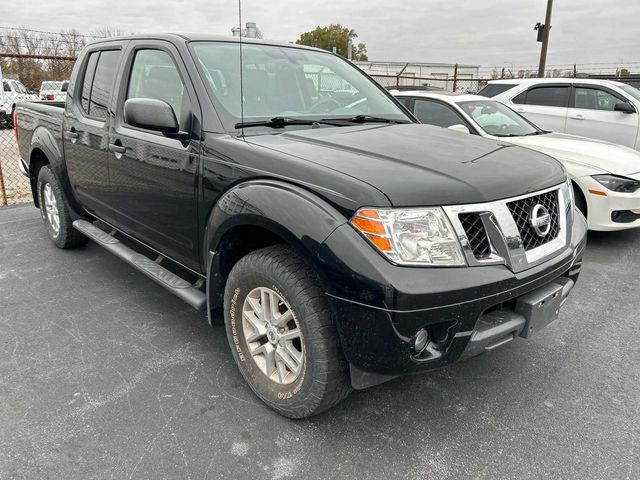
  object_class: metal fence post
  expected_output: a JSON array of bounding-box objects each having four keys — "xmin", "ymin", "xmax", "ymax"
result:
[
  {"xmin": 453, "ymin": 64, "xmax": 458, "ymax": 92},
  {"xmin": 0, "ymin": 158, "xmax": 7, "ymax": 206}
]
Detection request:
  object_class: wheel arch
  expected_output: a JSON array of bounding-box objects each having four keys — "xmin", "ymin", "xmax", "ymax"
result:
[
  {"xmin": 571, "ymin": 179, "xmax": 588, "ymax": 218},
  {"xmin": 203, "ymin": 180, "xmax": 348, "ymax": 321},
  {"xmin": 29, "ymin": 128, "xmax": 83, "ymax": 215}
]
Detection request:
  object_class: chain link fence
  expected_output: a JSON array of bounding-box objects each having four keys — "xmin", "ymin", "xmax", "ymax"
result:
[
  {"xmin": 0, "ymin": 108, "xmax": 30, "ymax": 206},
  {"xmin": 1, "ymin": 52, "xmax": 76, "ymax": 206}
]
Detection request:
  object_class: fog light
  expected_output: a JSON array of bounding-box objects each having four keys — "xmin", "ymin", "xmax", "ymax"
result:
[{"xmin": 411, "ymin": 328, "xmax": 429, "ymax": 354}]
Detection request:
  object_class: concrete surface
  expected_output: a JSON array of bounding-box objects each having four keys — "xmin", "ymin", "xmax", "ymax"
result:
[{"xmin": 1, "ymin": 203, "xmax": 639, "ymax": 480}]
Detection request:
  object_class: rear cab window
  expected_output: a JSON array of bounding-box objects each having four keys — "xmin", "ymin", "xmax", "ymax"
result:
[{"xmin": 78, "ymin": 49, "xmax": 121, "ymax": 120}]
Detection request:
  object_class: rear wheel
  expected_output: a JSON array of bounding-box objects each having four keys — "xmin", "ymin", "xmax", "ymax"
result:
[
  {"xmin": 37, "ymin": 165, "xmax": 88, "ymax": 249},
  {"xmin": 223, "ymin": 245, "xmax": 351, "ymax": 418}
]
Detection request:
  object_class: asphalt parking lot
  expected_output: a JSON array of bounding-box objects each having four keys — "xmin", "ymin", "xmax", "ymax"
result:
[{"xmin": 1, "ymin": 203, "xmax": 639, "ymax": 480}]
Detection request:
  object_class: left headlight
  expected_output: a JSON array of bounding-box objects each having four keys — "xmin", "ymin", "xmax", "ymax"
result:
[
  {"xmin": 592, "ymin": 174, "xmax": 640, "ymax": 193},
  {"xmin": 350, "ymin": 207, "xmax": 466, "ymax": 266}
]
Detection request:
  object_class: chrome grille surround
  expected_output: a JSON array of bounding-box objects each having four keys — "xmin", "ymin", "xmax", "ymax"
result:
[{"xmin": 443, "ymin": 181, "xmax": 573, "ymax": 273}]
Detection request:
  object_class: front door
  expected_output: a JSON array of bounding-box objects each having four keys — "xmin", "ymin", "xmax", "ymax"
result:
[
  {"xmin": 566, "ymin": 85, "xmax": 639, "ymax": 147},
  {"xmin": 107, "ymin": 42, "xmax": 201, "ymax": 271}
]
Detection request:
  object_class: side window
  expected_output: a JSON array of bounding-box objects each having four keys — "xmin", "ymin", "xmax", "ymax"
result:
[
  {"xmin": 80, "ymin": 52, "xmax": 99, "ymax": 113},
  {"xmin": 512, "ymin": 90, "xmax": 527, "ymax": 104},
  {"xmin": 574, "ymin": 87, "xmax": 621, "ymax": 111},
  {"xmin": 127, "ymin": 49, "xmax": 186, "ymax": 123},
  {"xmin": 523, "ymin": 86, "xmax": 569, "ymax": 107},
  {"xmin": 413, "ymin": 99, "xmax": 466, "ymax": 128},
  {"xmin": 395, "ymin": 96, "xmax": 410, "ymax": 107},
  {"xmin": 89, "ymin": 50, "xmax": 120, "ymax": 119}
]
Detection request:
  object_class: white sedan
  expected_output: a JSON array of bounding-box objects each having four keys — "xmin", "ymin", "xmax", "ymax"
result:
[{"xmin": 393, "ymin": 90, "xmax": 640, "ymax": 231}]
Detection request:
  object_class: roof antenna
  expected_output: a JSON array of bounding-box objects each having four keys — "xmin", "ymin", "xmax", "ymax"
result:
[{"xmin": 238, "ymin": 0, "xmax": 244, "ymax": 136}]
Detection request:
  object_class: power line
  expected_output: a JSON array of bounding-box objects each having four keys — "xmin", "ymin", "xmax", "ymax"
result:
[{"xmin": 0, "ymin": 26, "xmax": 105, "ymax": 39}]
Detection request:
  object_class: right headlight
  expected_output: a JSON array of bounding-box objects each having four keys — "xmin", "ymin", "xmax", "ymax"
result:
[
  {"xmin": 350, "ymin": 207, "xmax": 466, "ymax": 266},
  {"xmin": 592, "ymin": 174, "xmax": 640, "ymax": 193}
]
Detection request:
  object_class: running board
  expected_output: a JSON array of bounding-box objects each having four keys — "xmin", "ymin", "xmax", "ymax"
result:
[{"xmin": 73, "ymin": 220, "xmax": 206, "ymax": 311}]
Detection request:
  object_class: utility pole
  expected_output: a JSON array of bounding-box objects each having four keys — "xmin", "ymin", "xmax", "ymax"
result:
[{"xmin": 537, "ymin": 0, "xmax": 553, "ymax": 77}]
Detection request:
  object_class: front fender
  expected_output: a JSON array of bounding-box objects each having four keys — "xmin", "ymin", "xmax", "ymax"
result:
[
  {"xmin": 204, "ymin": 179, "xmax": 348, "ymax": 260},
  {"xmin": 203, "ymin": 179, "xmax": 349, "ymax": 320}
]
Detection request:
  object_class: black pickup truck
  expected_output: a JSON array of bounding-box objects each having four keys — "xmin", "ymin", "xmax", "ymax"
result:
[{"xmin": 15, "ymin": 34, "xmax": 587, "ymax": 418}]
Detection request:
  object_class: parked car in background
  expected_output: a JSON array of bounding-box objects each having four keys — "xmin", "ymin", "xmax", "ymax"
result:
[
  {"xmin": 393, "ymin": 90, "xmax": 640, "ymax": 231},
  {"xmin": 39, "ymin": 80, "xmax": 69, "ymax": 102},
  {"xmin": 1, "ymin": 78, "xmax": 38, "ymax": 128},
  {"xmin": 15, "ymin": 34, "xmax": 586, "ymax": 418},
  {"xmin": 478, "ymin": 78, "xmax": 640, "ymax": 150}
]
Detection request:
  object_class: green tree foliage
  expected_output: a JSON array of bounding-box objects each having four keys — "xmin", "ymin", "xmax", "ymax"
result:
[{"xmin": 295, "ymin": 24, "xmax": 368, "ymax": 61}]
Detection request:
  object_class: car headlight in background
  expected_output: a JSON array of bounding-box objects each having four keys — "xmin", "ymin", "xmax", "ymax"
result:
[
  {"xmin": 592, "ymin": 174, "xmax": 640, "ymax": 193},
  {"xmin": 350, "ymin": 207, "xmax": 466, "ymax": 266}
]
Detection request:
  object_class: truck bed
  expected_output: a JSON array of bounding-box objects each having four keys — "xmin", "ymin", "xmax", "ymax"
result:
[{"xmin": 15, "ymin": 101, "xmax": 65, "ymax": 166}]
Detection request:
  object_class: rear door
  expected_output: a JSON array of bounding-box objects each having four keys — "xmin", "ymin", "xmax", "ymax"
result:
[
  {"xmin": 107, "ymin": 40, "xmax": 201, "ymax": 270},
  {"xmin": 510, "ymin": 84, "xmax": 570, "ymax": 132},
  {"xmin": 566, "ymin": 84, "xmax": 639, "ymax": 147},
  {"xmin": 64, "ymin": 44, "xmax": 123, "ymax": 221}
]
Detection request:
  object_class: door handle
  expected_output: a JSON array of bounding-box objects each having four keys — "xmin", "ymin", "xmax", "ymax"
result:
[
  {"xmin": 571, "ymin": 114, "xmax": 585, "ymax": 120},
  {"xmin": 66, "ymin": 130, "xmax": 79, "ymax": 139},
  {"xmin": 108, "ymin": 143, "xmax": 127, "ymax": 154}
]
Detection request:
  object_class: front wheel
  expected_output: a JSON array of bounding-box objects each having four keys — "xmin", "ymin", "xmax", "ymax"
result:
[
  {"xmin": 37, "ymin": 165, "xmax": 88, "ymax": 249},
  {"xmin": 223, "ymin": 245, "xmax": 351, "ymax": 418}
]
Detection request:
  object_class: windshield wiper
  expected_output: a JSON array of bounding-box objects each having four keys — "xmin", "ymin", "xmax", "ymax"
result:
[
  {"xmin": 235, "ymin": 116, "xmax": 341, "ymax": 130},
  {"xmin": 321, "ymin": 114, "xmax": 409, "ymax": 125}
]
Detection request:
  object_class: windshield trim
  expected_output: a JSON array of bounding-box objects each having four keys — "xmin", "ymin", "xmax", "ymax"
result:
[{"xmin": 187, "ymin": 40, "xmax": 414, "ymax": 134}]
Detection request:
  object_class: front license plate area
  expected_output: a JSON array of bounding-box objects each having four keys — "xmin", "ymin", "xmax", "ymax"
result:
[{"xmin": 516, "ymin": 282, "xmax": 564, "ymax": 338}]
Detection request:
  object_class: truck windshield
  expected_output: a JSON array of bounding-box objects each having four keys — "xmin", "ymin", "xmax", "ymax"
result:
[
  {"xmin": 190, "ymin": 41, "xmax": 409, "ymax": 128},
  {"xmin": 457, "ymin": 100, "xmax": 543, "ymax": 137}
]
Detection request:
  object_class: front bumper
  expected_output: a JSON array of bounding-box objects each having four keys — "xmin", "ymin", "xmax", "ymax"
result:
[
  {"xmin": 580, "ymin": 175, "xmax": 640, "ymax": 231},
  {"xmin": 317, "ymin": 209, "xmax": 587, "ymax": 388}
]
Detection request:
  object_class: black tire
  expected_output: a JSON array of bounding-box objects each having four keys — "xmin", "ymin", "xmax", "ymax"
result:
[
  {"xmin": 37, "ymin": 165, "xmax": 88, "ymax": 249},
  {"xmin": 223, "ymin": 245, "xmax": 351, "ymax": 418}
]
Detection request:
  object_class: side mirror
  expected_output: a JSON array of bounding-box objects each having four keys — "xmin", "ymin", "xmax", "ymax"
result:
[
  {"xmin": 448, "ymin": 124, "xmax": 471, "ymax": 134},
  {"xmin": 614, "ymin": 102, "xmax": 635, "ymax": 114},
  {"xmin": 124, "ymin": 98, "xmax": 179, "ymax": 134},
  {"xmin": 61, "ymin": 82, "xmax": 68, "ymax": 92}
]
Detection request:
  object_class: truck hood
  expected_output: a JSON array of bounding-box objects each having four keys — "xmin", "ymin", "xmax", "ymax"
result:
[
  {"xmin": 247, "ymin": 124, "xmax": 565, "ymax": 207},
  {"xmin": 504, "ymin": 132, "xmax": 640, "ymax": 176}
]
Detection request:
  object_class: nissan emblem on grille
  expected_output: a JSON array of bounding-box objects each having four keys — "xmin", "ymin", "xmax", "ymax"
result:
[{"xmin": 530, "ymin": 204, "xmax": 552, "ymax": 237}]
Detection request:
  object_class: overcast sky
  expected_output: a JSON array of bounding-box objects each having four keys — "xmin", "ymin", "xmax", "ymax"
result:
[{"xmin": 6, "ymin": 0, "xmax": 640, "ymax": 71}]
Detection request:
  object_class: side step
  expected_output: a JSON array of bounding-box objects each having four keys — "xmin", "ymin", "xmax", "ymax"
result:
[{"xmin": 73, "ymin": 220, "xmax": 206, "ymax": 311}]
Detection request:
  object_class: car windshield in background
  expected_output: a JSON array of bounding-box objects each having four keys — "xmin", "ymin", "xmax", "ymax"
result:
[
  {"xmin": 190, "ymin": 42, "xmax": 409, "ymax": 128},
  {"xmin": 457, "ymin": 100, "xmax": 541, "ymax": 137},
  {"xmin": 619, "ymin": 85, "xmax": 640, "ymax": 103}
]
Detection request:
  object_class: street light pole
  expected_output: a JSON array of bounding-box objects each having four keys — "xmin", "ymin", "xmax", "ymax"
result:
[{"xmin": 538, "ymin": 0, "xmax": 553, "ymax": 77}]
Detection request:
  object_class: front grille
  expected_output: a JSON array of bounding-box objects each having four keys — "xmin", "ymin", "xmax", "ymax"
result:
[
  {"xmin": 459, "ymin": 213, "xmax": 492, "ymax": 259},
  {"xmin": 507, "ymin": 190, "xmax": 560, "ymax": 250}
]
